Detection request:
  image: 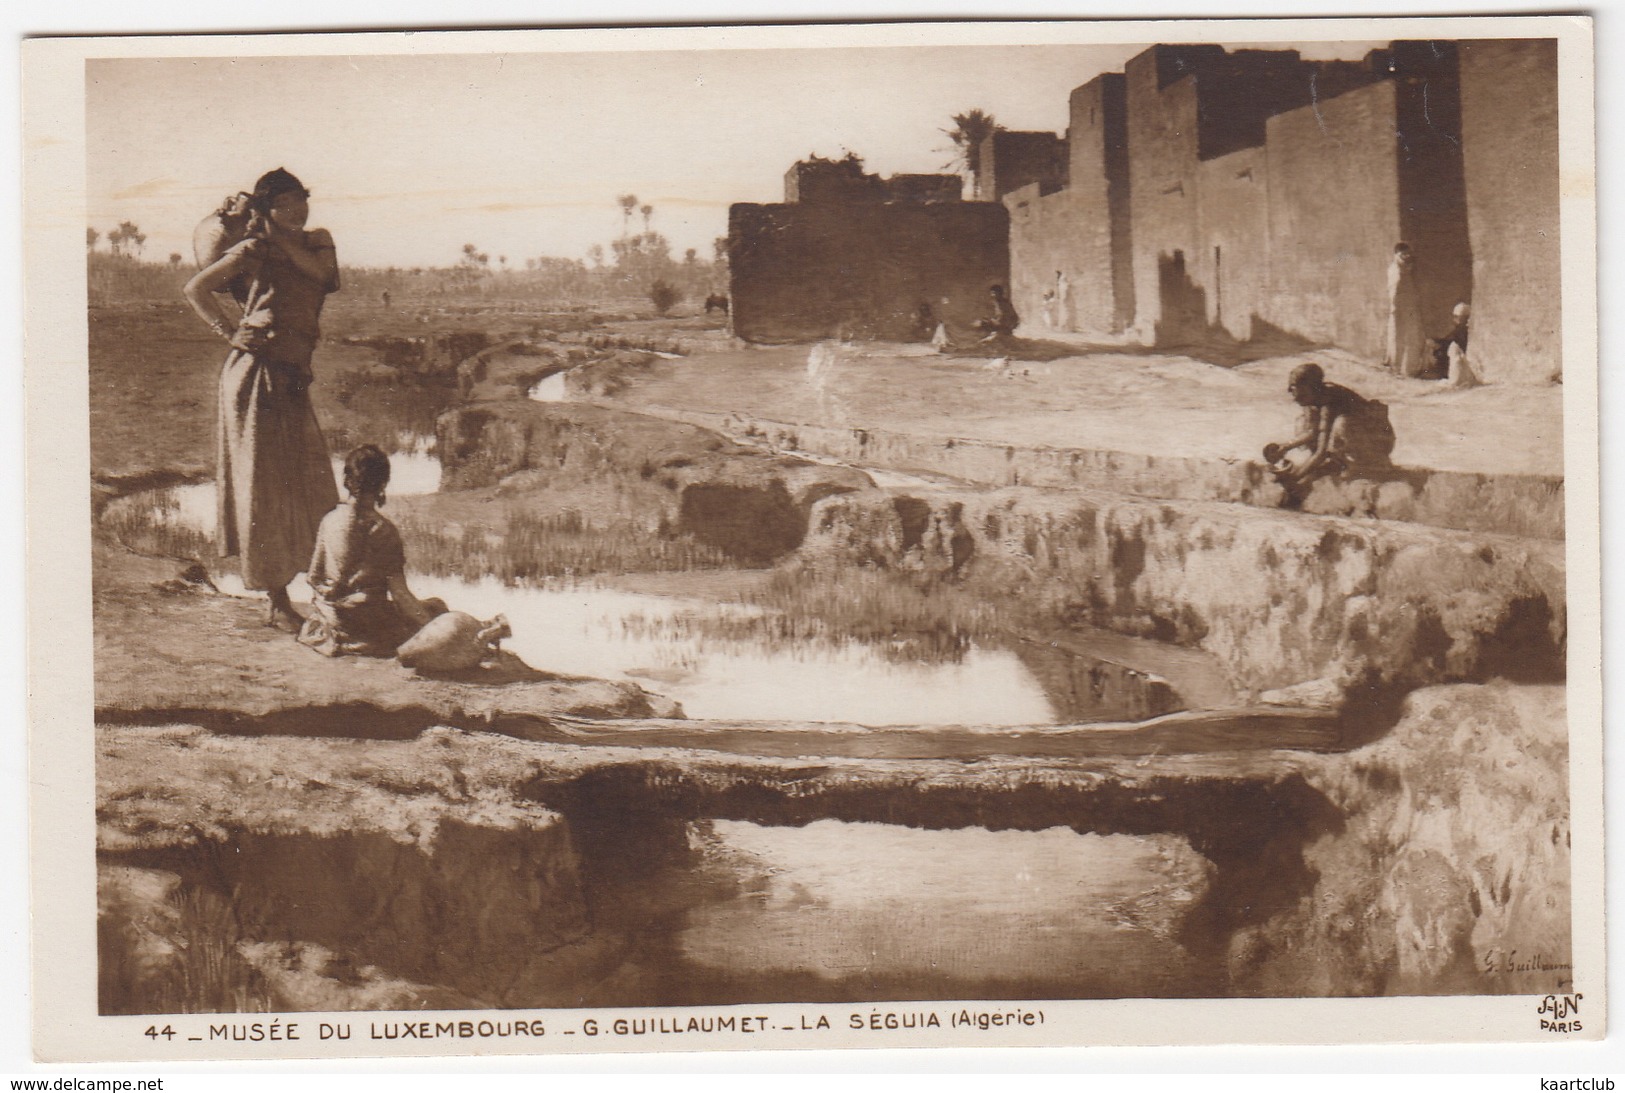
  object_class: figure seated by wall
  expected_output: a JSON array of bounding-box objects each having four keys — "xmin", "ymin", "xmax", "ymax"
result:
[
  {"xmin": 970, "ymin": 284, "xmax": 1020, "ymax": 346},
  {"xmin": 1263, "ymin": 363, "xmax": 1396, "ymax": 509},
  {"xmin": 1427, "ymin": 302, "xmax": 1480, "ymax": 389},
  {"xmin": 911, "ymin": 300, "xmax": 938, "ymax": 343}
]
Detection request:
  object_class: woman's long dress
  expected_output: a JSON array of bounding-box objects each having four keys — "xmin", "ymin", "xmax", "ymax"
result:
[
  {"xmin": 1385, "ymin": 254, "xmax": 1425, "ymax": 377},
  {"xmin": 216, "ymin": 235, "xmax": 339, "ymax": 591}
]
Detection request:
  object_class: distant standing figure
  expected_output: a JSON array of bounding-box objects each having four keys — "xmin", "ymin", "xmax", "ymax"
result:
[
  {"xmin": 1263, "ymin": 363, "xmax": 1396, "ymax": 507},
  {"xmin": 299, "ymin": 445, "xmax": 447, "ymax": 658},
  {"xmin": 911, "ymin": 301, "xmax": 938, "ymax": 342},
  {"xmin": 381, "ymin": 289, "xmax": 392, "ymax": 309},
  {"xmin": 183, "ymin": 167, "xmax": 341, "ymax": 632},
  {"xmin": 805, "ymin": 341, "xmax": 845, "ymax": 420},
  {"xmin": 1384, "ymin": 242, "xmax": 1425, "ymax": 377},
  {"xmin": 1054, "ymin": 270, "xmax": 1073, "ymax": 332},
  {"xmin": 972, "ymin": 284, "xmax": 1019, "ymax": 344}
]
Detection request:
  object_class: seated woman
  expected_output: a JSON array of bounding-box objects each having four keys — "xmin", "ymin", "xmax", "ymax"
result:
[
  {"xmin": 1263, "ymin": 363, "xmax": 1396, "ymax": 508},
  {"xmin": 298, "ymin": 445, "xmax": 446, "ymax": 657}
]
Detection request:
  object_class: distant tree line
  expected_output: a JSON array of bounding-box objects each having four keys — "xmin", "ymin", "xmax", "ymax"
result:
[
  {"xmin": 352, "ymin": 195, "xmax": 726, "ymax": 313},
  {"xmin": 87, "ymin": 196, "xmax": 731, "ymax": 315}
]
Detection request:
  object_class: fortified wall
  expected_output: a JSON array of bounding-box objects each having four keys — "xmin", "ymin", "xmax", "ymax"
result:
[
  {"xmin": 1002, "ymin": 39, "xmax": 1559, "ymax": 383},
  {"xmin": 1458, "ymin": 39, "xmax": 1562, "ymax": 385},
  {"xmin": 973, "ymin": 130, "xmax": 1068, "ymax": 203},
  {"xmin": 730, "ymin": 157, "xmax": 1009, "ymax": 343}
]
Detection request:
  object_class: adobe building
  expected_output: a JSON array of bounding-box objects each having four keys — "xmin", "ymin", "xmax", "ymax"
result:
[
  {"xmin": 1003, "ymin": 76, "xmax": 1134, "ymax": 336},
  {"xmin": 730, "ymin": 156, "xmax": 1008, "ymax": 343},
  {"xmin": 1457, "ymin": 39, "xmax": 1561, "ymax": 385},
  {"xmin": 1001, "ymin": 39, "xmax": 1560, "ymax": 384},
  {"xmin": 973, "ymin": 130, "xmax": 1069, "ymax": 203}
]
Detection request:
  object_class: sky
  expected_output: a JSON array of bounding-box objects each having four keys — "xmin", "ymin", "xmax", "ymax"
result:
[{"xmin": 87, "ymin": 38, "xmax": 1378, "ymax": 270}]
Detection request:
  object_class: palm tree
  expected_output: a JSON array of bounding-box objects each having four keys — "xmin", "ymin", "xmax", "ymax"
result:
[
  {"xmin": 168, "ymin": 252, "xmax": 183, "ymax": 270},
  {"xmin": 86, "ymin": 227, "xmax": 99, "ymax": 250},
  {"xmin": 107, "ymin": 220, "xmax": 145, "ymax": 259},
  {"xmin": 617, "ymin": 194, "xmax": 638, "ymax": 238},
  {"xmin": 942, "ymin": 109, "xmax": 1000, "ymax": 194},
  {"xmin": 640, "ymin": 204, "xmax": 653, "ymax": 234},
  {"xmin": 118, "ymin": 221, "xmax": 146, "ymax": 259}
]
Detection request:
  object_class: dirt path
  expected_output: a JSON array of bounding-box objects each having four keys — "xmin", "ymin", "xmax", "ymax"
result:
[{"xmin": 594, "ymin": 340, "xmax": 1563, "ymax": 478}]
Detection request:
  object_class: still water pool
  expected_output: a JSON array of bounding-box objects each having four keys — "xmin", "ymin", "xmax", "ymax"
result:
[
  {"xmin": 406, "ymin": 574, "xmax": 1056, "ymax": 725},
  {"xmin": 107, "ymin": 443, "xmax": 1181, "ymax": 727}
]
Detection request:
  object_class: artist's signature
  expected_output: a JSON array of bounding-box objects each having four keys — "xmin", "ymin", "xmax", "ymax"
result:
[{"xmin": 1481, "ymin": 948, "xmax": 1572, "ymax": 978}]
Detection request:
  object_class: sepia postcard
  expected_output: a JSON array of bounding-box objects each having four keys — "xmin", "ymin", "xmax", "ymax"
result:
[{"xmin": 23, "ymin": 14, "xmax": 1601, "ymax": 1063}]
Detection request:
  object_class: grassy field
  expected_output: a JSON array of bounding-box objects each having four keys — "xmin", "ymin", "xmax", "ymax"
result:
[{"xmin": 86, "ymin": 284, "xmax": 646, "ymax": 480}]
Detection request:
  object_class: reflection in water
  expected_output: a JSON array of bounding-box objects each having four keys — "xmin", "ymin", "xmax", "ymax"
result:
[
  {"xmin": 165, "ymin": 444, "xmax": 443, "ymax": 537},
  {"xmin": 407, "ymin": 575, "xmax": 1057, "ymax": 725},
  {"xmin": 125, "ymin": 443, "xmax": 443, "ymax": 601},
  {"xmin": 584, "ymin": 819, "xmax": 1220, "ymax": 1004},
  {"xmin": 1014, "ymin": 640, "xmax": 1182, "ymax": 723},
  {"xmin": 527, "ymin": 373, "xmax": 567, "ymax": 402}
]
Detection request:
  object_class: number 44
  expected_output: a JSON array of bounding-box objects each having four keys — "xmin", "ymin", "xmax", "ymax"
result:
[{"xmin": 144, "ymin": 1025, "xmax": 175, "ymax": 1041}]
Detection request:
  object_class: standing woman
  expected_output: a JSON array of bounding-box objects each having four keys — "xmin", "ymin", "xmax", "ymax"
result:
[
  {"xmin": 184, "ymin": 168, "xmax": 341, "ymax": 631},
  {"xmin": 1384, "ymin": 242, "xmax": 1425, "ymax": 377}
]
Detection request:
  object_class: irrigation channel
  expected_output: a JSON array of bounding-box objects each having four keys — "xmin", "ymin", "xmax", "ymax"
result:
[{"xmin": 91, "ymin": 401, "xmax": 1507, "ymax": 1008}]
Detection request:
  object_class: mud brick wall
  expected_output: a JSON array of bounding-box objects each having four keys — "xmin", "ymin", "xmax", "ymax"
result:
[
  {"xmin": 1260, "ymin": 82, "xmax": 1402, "ymax": 360},
  {"xmin": 1392, "ymin": 43, "xmax": 1474, "ymax": 343},
  {"xmin": 1125, "ymin": 48, "xmax": 1203, "ymax": 345},
  {"xmin": 1005, "ymin": 185, "xmax": 1084, "ymax": 336},
  {"xmin": 1193, "ymin": 145, "xmax": 1268, "ymax": 342},
  {"xmin": 1192, "ymin": 49, "xmax": 1322, "ymax": 160},
  {"xmin": 728, "ymin": 201, "xmax": 1009, "ymax": 343},
  {"xmin": 884, "ymin": 174, "xmax": 963, "ymax": 203},
  {"xmin": 975, "ymin": 130, "xmax": 1068, "ymax": 203},
  {"xmin": 1458, "ymin": 39, "xmax": 1562, "ymax": 385},
  {"xmin": 1056, "ymin": 74, "xmax": 1133, "ymax": 336},
  {"xmin": 1005, "ymin": 77, "xmax": 1133, "ymax": 339},
  {"xmin": 998, "ymin": 41, "xmax": 1551, "ymax": 382},
  {"xmin": 1096, "ymin": 74, "xmax": 1135, "ymax": 335},
  {"xmin": 784, "ymin": 159, "xmax": 882, "ymax": 204}
]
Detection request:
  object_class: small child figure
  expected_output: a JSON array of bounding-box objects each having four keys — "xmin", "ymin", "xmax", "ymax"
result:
[{"xmin": 298, "ymin": 445, "xmax": 447, "ymax": 657}]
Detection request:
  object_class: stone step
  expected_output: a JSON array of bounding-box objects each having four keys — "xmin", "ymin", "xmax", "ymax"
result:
[{"xmin": 639, "ymin": 406, "xmax": 1564, "ymax": 541}]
